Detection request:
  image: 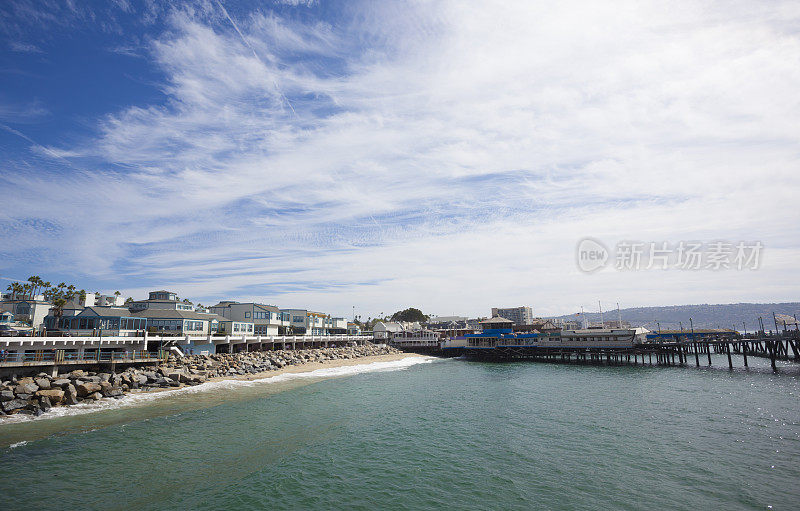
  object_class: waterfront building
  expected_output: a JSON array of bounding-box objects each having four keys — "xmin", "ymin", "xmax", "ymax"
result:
[
  {"xmin": 347, "ymin": 322, "xmax": 361, "ymax": 335},
  {"xmin": 389, "ymin": 328, "xmax": 440, "ymax": 349},
  {"xmin": 373, "ymin": 321, "xmax": 405, "ymax": 340},
  {"xmin": 281, "ymin": 309, "xmax": 346, "ymax": 335},
  {"xmin": 131, "ymin": 309, "xmax": 219, "ymax": 335},
  {"xmin": 513, "ymin": 319, "xmax": 560, "ymax": 333},
  {"xmin": 208, "ymin": 301, "xmax": 290, "ymax": 335},
  {"xmin": 128, "ymin": 290, "xmax": 194, "ymax": 312},
  {"xmin": 427, "ymin": 316, "xmax": 469, "ymax": 329},
  {"xmin": 216, "ymin": 317, "xmax": 255, "ymax": 335},
  {"xmin": 0, "ymin": 297, "xmax": 52, "ymax": 331},
  {"xmin": 491, "ymin": 306, "xmax": 534, "ymax": 325},
  {"xmin": 44, "ymin": 305, "xmax": 146, "ymax": 336}
]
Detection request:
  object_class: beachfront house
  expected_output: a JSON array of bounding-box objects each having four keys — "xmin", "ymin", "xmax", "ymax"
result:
[
  {"xmin": 216, "ymin": 318, "xmax": 255, "ymax": 335},
  {"xmin": 131, "ymin": 309, "xmax": 218, "ymax": 335},
  {"xmin": 208, "ymin": 301, "xmax": 290, "ymax": 335},
  {"xmin": 44, "ymin": 305, "xmax": 146, "ymax": 336},
  {"xmin": 280, "ymin": 309, "xmax": 345, "ymax": 335}
]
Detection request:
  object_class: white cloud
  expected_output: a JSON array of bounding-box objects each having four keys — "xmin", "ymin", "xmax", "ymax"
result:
[{"xmin": 3, "ymin": 0, "xmax": 800, "ymax": 317}]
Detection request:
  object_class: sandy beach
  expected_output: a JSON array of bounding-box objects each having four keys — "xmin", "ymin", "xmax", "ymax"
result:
[{"xmin": 216, "ymin": 351, "xmax": 427, "ymax": 383}]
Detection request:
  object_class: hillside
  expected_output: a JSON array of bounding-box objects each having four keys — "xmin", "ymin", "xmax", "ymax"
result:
[{"xmin": 549, "ymin": 303, "xmax": 800, "ymax": 332}]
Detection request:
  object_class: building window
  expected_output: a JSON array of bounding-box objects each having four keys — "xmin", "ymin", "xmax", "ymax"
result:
[{"xmin": 245, "ymin": 312, "xmax": 251, "ymax": 318}]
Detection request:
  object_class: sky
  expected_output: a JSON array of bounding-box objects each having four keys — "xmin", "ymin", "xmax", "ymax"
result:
[{"xmin": 1, "ymin": 0, "xmax": 799, "ymax": 319}]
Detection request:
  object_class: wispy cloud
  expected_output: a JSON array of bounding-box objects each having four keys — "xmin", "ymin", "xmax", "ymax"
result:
[
  {"xmin": 2, "ymin": 0, "xmax": 800, "ymax": 316},
  {"xmin": 8, "ymin": 40, "xmax": 42, "ymax": 53}
]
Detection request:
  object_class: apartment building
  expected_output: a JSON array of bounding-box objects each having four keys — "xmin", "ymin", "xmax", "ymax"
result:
[{"xmin": 491, "ymin": 306, "xmax": 533, "ymax": 326}]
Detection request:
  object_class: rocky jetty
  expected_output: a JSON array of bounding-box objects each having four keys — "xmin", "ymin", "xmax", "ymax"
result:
[{"xmin": 0, "ymin": 344, "xmax": 401, "ymax": 417}]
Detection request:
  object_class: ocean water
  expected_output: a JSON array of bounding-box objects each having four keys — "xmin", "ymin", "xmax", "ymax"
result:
[{"xmin": 1, "ymin": 354, "xmax": 799, "ymax": 510}]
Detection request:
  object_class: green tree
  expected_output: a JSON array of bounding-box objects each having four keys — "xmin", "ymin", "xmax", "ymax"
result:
[{"xmin": 390, "ymin": 308, "xmax": 428, "ymax": 323}]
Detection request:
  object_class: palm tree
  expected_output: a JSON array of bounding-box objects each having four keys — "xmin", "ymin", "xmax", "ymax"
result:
[
  {"xmin": 27, "ymin": 276, "xmax": 37, "ymax": 298},
  {"xmin": 51, "ymin": 296, "xmax": 68, "ymax": 332}
]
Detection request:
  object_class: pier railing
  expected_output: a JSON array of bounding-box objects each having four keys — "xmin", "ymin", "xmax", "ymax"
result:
[{"xmin": 0, "ymin": 350, "xmax": 166, "ymax": 370}]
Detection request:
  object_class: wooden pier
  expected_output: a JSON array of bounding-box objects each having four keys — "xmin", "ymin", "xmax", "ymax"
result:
[{"xmin": 440, "ymin": 333, "xmax": 800, "ymax": 370}]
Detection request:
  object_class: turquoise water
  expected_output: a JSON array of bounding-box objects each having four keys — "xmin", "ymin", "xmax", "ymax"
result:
[{"xmin": 1, "ymin": 355, "xmax": 799, "ymax": 510}]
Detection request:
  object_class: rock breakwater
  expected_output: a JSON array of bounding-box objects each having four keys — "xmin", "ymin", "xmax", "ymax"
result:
[{"xmin": 0, "ymin": 344, "xmax": 401, "ymax": 417}]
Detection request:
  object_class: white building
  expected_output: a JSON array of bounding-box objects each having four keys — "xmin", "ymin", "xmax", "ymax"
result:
[
  {"xmin": 0, "ymin": 298, "xmax": 52, "ymax": 331},
  {"xmin": 373, "ymin": 321, "xmax": 405, "ymax": 340},
  {"xmin": 491, "ymin": 306, "xmax": 534, "ymax": 326},
  {"xmin": 96, "ymin": 294, "xmax": 125, "ymax": 307}
]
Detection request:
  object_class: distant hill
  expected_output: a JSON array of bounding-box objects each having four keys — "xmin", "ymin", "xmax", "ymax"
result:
[{"xmin": 548, "ymin": 303, "xmax": 800, "ymax": 332}]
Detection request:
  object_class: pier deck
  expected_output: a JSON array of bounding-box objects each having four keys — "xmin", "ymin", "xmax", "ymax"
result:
[{"xmin": 435, "ymin": 333, "xmax": 800, "ymax": 370}]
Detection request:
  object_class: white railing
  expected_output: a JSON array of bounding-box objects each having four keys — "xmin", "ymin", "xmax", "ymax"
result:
[{"xmin": 0, "ymin": 333, "xmax": 373, "ymax": 348}]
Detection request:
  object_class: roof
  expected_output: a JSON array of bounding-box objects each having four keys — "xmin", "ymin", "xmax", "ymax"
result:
[
  {"xmin": 374, "ymin": 321, "xmax": 404, "ymax": 332},
  {"xmin": 481, "ymin": 317, "xmax": 514, "ymax": 324},
  {"xmin": 131, "ymin": 309, "xmax": 221, "ymax": 321},
  {"xmin": 59, "ymin": 299, "xmax": 84, "ymax": 310},
  {"xmin": 78, "ymin": 306, "xmax": 134, "ymax": 317},
  {"xmin": 210, "ymin": 301, "xmax": 280, "ymax": 313},
  {"xmin": 775, "ymin": 313, "xmax": 799, "ymax": 326}
]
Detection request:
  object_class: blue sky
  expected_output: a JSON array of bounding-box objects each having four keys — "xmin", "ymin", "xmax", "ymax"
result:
[{"xmin": 1, "ymin": 0, "xmax": 799, "ymax": 318}]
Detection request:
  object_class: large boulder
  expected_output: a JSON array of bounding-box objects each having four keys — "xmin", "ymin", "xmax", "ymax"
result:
[
  {"xmin": 52, "ymin": 379, "xmax": 72, "ymax": 388},
  {"xmin": 0, "ymin": 390, "xmax": 14, "ymax": 402},
  {"xmin": 64, "ymin": 384, "xmax": 78, "ymax": 405},
  {"xmin": 87, "ymin": 392, "xmax": 103, "ymax": 401},
  {"xmin": 36, "ymin": 388, "xmax": 65, "ymax": 405},
  {"xmin": 15, "ymin": 382, "xmax": 39, "ymax": 395},
  {"xmin": 35, "ymin": 378, "xmax": 51, "ymax": 390},
  {"xmin": 1, "ymin": 399, "xmax": 28, "ymax": 413},
  {"xmin": 68, "ymin": 370, "xmax": 87, "ymax": 379},
  {"xmin": 39, "ymin": 395, "xmax": 52, "ymax": 412},
  {"xmin": 75, "ymin": 381, "xmax": 101, "ymax": 397}
]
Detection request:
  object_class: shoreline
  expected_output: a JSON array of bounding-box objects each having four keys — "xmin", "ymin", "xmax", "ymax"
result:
[
  {"xmin": 1, "ymin": 345, "xmax": 424, "ymax": 419},
  {"xmin": 1, "ymin": 351, "xmax": 430, "ymax": 425},
  {"xmin": 133, "ymin": 351, "xmax": 427, "ymax": 397},
  {"xmin": 219, "ymin": 351, "xmax": 426, "ymax": 382}
]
